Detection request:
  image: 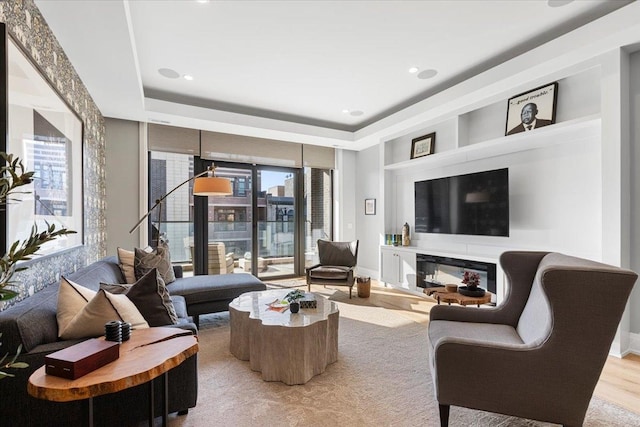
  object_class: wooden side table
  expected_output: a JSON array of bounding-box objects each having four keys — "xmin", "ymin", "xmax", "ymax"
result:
[
  {"xmin": 424, "ymin": 287, "xmax": 493, "ymax": 307},
  {"xmin": 28, "ymin": 327, "xmax": 198, "ymax": 427}
]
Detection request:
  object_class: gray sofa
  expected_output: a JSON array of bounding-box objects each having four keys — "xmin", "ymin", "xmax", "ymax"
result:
[{"xmin": 0, "ymin": 255, "xmax": 266, "ymax": 427}]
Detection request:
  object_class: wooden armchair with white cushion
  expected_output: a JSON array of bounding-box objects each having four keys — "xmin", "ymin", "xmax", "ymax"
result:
[{"xmin": 428, "ymin": 251, "xmax": 637, "ymax": 427}]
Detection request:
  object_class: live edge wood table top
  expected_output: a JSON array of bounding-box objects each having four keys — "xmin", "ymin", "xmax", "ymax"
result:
[
  {"xmin": 28, "ymin": 327, "xmax": 198, "ymax": 427},
  {"xmin": 229, "ymin": 289, "xmax": 339, "ymax": 385},
  {"xmin": 424, "ymin": 287, "xmax": 493, "ymax": 307}
]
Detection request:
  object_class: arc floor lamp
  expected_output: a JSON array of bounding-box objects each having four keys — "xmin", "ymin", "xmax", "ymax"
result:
[{"xmin": 129, "ymin": 164, "xmax": 233, "ymax": 247}]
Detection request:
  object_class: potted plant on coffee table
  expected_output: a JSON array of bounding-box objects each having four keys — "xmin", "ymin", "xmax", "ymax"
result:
[{"xmin": 285, "ymin": 289, "xmax": 305, "ymax": 313}]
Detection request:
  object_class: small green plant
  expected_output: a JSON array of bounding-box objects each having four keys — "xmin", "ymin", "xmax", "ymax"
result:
[
  {"xmin": 285, "ymin": 289, "xmax": 305, "ymax": 303},
  {"xmin": 0, "ymin": 333, "xmax": 28, "ymax": 380}
]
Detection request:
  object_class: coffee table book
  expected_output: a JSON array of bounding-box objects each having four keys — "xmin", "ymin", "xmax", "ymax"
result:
[{"xmin": 45, "ymin": 338, "xmax": 120, "ymax": 379}]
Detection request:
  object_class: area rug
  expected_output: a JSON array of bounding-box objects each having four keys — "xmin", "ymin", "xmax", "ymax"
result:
[{"xmin": 168, "ymin": 289, "xmax": 640, "ymax": 427}]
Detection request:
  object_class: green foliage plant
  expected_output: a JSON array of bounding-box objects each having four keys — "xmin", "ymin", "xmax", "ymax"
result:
[{"xmin": 0, "ymin": 152, "xmax": 76, "ymax": 379}]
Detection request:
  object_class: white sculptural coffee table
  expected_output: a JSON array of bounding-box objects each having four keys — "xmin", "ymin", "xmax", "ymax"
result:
[{"xmin": 229, "ymin": 289, "xmax": 339, "ymax": 385}]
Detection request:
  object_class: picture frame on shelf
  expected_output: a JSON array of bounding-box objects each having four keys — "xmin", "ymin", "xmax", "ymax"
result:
[
  {"xmin": 2, "ymin": 28, "xmax": 85, "ymax": 256},
  {"xmin": 364, "ymin": 199, "xmax": 376, "ymax": 215},
  {"xmin": 410, "ymin": 132, "xmax": 435, "ymax": 159},
  {"xmin": 505, "ymin": 82, "xmax": 558, "ymax": 136}
]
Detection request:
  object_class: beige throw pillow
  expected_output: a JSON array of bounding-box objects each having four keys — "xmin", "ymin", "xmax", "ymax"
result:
[
  {"xmin": 57, "ymin": 277, "xmax": 97, "ymax": 335},
  {"xmin": 57, "ymin": 279, "xmax": 149, "ymax": 340},
  {"xmin": 117, "ymin": 247, "xmax": 137, "ymax": 283}
]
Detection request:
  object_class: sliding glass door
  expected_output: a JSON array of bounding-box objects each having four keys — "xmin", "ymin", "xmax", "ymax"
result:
[
  {"xmin": 195, "ymin": 161, "xmax": 301, "ymax": 280},
  {"xmin": 147, "ymin": 152, "xmax": 331, "ymax": 280},
  {"xmin": 256, "ymin": 169, "xmax": 298, "ymax": 279}
]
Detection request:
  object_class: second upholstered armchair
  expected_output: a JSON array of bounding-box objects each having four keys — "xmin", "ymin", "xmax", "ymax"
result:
[
  {"xmin": 306, "ymin": 240, "xmax": 359, "ymax": 298},
  {"xmin": 428, "ymin": 251, "xmax": 637, "ymax": 427}
]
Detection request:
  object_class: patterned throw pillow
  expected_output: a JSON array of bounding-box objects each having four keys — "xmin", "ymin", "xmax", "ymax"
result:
[
  {"xmin": 101, "ymin": 268, "xmax": 178, "ymax": 327},
  {"xmin": 134, "ymin": 246, "xmax": 176, "ymax": 284}
]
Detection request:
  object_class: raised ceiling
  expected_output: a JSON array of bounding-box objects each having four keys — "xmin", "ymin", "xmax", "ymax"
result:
[{"xmin": 34, "ymin": 0, "xmax": 630, "ymax": 149}]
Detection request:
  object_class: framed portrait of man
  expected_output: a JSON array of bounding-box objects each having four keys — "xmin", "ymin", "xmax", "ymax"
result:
[{"xmin": 505, "ymin": 82, "xmax": 558, "ymax": 136}]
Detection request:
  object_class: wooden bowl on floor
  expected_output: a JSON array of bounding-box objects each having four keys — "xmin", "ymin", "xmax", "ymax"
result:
[{"xmin": 445, "ymin": 284, "xmax": 458, "ymax": 293}]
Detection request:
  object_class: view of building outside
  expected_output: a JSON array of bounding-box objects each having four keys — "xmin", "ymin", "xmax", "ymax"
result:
[{"xmin": 149, "ymin": 151, "xmax": 332, "ymax": 276}]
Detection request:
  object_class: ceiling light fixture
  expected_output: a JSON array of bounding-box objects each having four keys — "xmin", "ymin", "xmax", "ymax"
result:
[
  {"xmin": 417, "ymin": 69, "xmax": 438, "ymax": 80},
  {"xmin": 158, "ymin": 68, "xmax": 180, "ymax": 79},
  {"xmin": 342, "ymin": 109, "xmax": 350, "ymax": 114},
  {"xmin": 183, "ymin": 74, "xmax": 194, "ymax": 81},
  {"xmin": 408, "ymin": 67, "xmax": 419, "ymax": 74}
]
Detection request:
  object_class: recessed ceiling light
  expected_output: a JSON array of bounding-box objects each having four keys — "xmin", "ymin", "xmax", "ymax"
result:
[
  {"xmin": 417, "ymin": 69, "xmax": 438, "ymax": 80},
  {"xmin": 183, "ymin": 74, "xmax": 194, "ymax": 81},
  {"xmin": 342, "ymin": 109, "xmax": 350, "ymax": 114},
  {"xmin": 408, "ymin": 67, "xmax": 419, "ymax": 74},
  {"xmin": 196, "ymin": 0, "xmax": 210, "ymax": 3},
  {"xmin": 158, "ymin": 68, "xmax": 180, "ymax": 79},
  {"xmin": 349, "ymin": 110, "xmax": 364, "ymax": 117}
]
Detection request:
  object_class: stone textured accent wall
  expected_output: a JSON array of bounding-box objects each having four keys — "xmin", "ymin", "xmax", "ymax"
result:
[{"xmin": 0, "ymin": 0, "xmax": 106, "ymax": 309}]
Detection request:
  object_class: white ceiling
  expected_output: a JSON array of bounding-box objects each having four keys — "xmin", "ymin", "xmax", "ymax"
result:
[{"xmin": 34, "ymin": 0, "xmax": 630, "ymax": 150}]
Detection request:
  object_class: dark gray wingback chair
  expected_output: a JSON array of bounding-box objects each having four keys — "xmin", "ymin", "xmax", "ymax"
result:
[
  {"xmin": 306, "ymin": 240, "xmax": 359, "ymax": 298},
  {"xmin": 428, "ymin": 251, "xmax": 637, "ymax": 427}
]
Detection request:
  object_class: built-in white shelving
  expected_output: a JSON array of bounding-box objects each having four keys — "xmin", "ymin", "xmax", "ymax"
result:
[{"xmin": 384, "ymin": 114, "xmax": 601, "ymax": 172}]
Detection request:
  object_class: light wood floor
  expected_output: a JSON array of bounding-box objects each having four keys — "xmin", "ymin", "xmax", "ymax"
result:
[{"xmin": 282, "ymin": 278, "xmax": 640, "ymax": 416}]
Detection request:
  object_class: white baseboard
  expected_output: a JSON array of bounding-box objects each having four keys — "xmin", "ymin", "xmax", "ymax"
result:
[{"xmin": 629, "ymin": 331, "xmax": 640, "ymax": 356}]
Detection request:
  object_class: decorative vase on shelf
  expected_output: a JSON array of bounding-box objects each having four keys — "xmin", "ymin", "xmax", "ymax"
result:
[{"xmin": 402, "ymin": 222, "xmax": 410, "ymax": 246}]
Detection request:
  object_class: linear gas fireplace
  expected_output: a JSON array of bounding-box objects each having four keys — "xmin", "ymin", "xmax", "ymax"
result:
[{"xmin": 416, "ymin": 253, "xmax": 497, "ymax": 294}]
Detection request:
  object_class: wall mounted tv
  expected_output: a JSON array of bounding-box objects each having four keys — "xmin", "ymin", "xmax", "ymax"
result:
[{"xmin": 415, "ymin": 168, "xmax": 509, "ymax": 237}]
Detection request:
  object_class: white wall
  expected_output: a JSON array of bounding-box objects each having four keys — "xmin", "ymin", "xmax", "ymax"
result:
[
  {"xmin": 335, "ymin": 149, "xmax": 357, "ymax": 242},
  {"xmin": 104, "ymin": 118, "xmax": 141, "ymax": 254},
  {"xmin": 355, "ymin": 145, "xmax": 382, "ymax": 278},
  {"xmin": 630, "ymin": 50, "xmax": 640, "ymax": 337}
]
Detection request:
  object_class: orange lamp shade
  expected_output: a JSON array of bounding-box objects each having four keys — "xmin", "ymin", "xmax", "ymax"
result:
[{"xmin": 193, "ymin": 176, "xmax": 232, "ymax": 196}]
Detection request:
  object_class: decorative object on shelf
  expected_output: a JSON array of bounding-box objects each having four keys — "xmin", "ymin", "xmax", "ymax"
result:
[
  {"xmin": 364, "ymin": 198, "xmax": 376, "ymax": 215},
  {"xmin": 129, "ymin": 162, "xmax": 232, "ymax": 246},
  {"xmin": 286, "ymin": 289, "xmax": 305, "ymax": 313},
  {"xmin": 402, "ymin": 222, "xmax": 411, "ymax": 246},
  {"xmin": 392, "ymin": 234, "xmax": 401, "ymax": 246},
  {"xmin": 506, "ymin": 82, "xmax": 558, "ymax": 136},
  {"xmin": 410, "ymin": 132, "xmax": 435, "ymax": 159}
]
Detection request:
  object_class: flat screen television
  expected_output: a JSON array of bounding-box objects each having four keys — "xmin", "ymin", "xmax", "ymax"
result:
[{"xmin": 415, "ymin": 168, "xmax": 509, "ymax": 237}]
